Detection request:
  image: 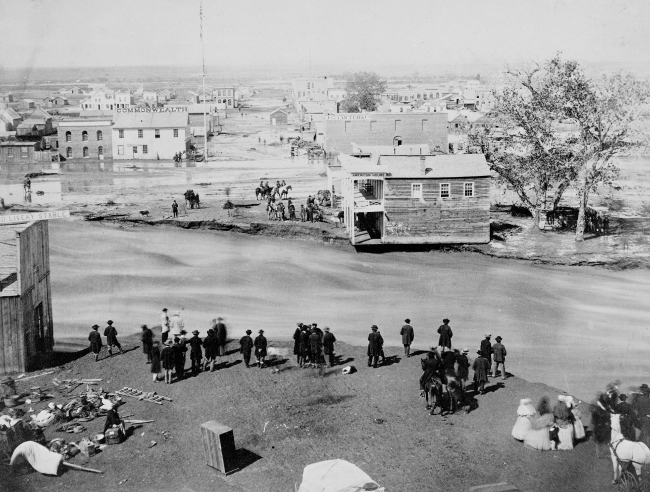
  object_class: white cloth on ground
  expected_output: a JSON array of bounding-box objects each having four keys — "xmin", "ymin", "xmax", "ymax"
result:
[{"xmin": 10, "ymin": 441, "xmax": 64, "ymax": 475}]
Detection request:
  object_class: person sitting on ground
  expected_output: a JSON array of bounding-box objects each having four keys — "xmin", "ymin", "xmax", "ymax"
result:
[
  {"xmin": 524, "ymin": 396, "xmax": 555, "ymax": 451},
  {"xmin": 102, "ymin": 401, "xmax": 125, "ymax": 436}
]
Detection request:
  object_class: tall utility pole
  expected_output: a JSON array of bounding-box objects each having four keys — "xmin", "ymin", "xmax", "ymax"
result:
[{"xmin": 200, "ymin": 1, "xmax": 208, "ymax": 157}]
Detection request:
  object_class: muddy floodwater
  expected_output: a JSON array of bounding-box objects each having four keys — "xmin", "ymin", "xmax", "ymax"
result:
[{"xmin": 49, "ymin": 220, "xmax": 650, "ymax": 401}]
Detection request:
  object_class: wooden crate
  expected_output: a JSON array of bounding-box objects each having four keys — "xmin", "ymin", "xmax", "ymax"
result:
[{"xmin": 200, "ymin": 421, "xmax": 238, "ymax": 475}]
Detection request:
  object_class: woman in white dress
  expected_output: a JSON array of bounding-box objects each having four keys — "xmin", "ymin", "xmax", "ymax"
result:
[
  {"xmin": 524, "ymin": 396, "xmax": 554, "ymax": 451},
  {"xmin": 565, "ymin": 395, "xmax": 586, "ymax": 441},
  {"xmin": 512, "ymin": 398, "xmax": 536, "ymax": 441}
]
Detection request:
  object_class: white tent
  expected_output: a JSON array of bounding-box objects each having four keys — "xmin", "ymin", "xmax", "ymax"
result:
[{"xmin": 297, "ymin": 459, "xmax": 385, "ymax": 492}]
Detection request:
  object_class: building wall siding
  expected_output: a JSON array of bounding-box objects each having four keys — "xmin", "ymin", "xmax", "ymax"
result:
[
  {"xmin": 112, "ymin": 127, "xmax": 188, "ymax": 160},
  {"xmin": 322, "ymin": 113, "xmax": 448, "ymax": 155},
  {"xmin": 383, "ymin": 177, "xmax": 490, "ymax": 244}
]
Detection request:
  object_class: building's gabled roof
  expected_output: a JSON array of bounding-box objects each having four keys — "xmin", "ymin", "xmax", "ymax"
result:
[
  {"xmin": 423, "ymin": 154, "xmax": 491, "ymax": 178},
  {"xmin": 1, "ymin": 107, "xmax": 21, "ymax": 121},
  {"xmin": 270, "ymin": 109, "xmax": 288, "ymax": 116},
  {"xmin": 27, "ymin": 108, "xmax": 52, "ymax": 120},
  {"xmin": 113, "ymin": 112, "xmax": 189, "ymax": 129}
]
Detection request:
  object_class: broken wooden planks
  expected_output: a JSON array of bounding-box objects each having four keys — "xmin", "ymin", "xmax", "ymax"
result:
[{"xmin": 115, "ymin": 387, "xmax": 170, "ymax": 405}]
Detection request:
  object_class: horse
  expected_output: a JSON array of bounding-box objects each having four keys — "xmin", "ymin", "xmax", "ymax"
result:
[
  {"xmin": 255, "ymin": 187, "xmax": 267, "ymax": 200},
  {"xmin": 279, "ymin": 185, "xmax": 292, "ymax": 199},
  {"xmin": 421, "ymin": 358, "xmax": 443, "ymax": 416},
  {"xmin": 443, "ymin": 372, "xmax": 469, "ymax": 414},
  {"xmin": 610, "ymin": 413, "xmax": 650, "ymax": 485}
]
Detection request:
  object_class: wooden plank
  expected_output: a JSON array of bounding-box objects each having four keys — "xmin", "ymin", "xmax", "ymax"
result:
[{"xmin": 0, "ymin": 299, "xmax": 6, "ymax": 374}]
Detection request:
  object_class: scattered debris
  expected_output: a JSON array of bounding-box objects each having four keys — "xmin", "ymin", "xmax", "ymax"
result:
[
  {"xmin": 148, "ymin": 440, "xmax": 157, "ymax": 448},
  {"xmin": 15, "ymin": 371, "xmax": 55, "ymax": 382}
]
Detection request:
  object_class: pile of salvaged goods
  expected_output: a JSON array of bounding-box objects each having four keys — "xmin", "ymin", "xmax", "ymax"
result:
[{"xmin": 0, "ymin": 374, "xmax": 164, "ymax": 477}]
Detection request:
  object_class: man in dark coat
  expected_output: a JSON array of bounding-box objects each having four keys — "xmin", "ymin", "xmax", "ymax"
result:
[
  {"xmin": 299, "ymin": 325, "xmax": 310, "ymax": 367},
  {"xmin": 203, "ymin": 329, "xmax": 218, "ymax": 372},
  {"xmin": 103, "ymin": 402, "xmax": 124, "ymax": 436},
  {"xmin": 141, "ymin": 324, "xmax": 154, "ymax": 364},
  {"xmin": 437, "ymin": 318, "xmax": 453, "ymax": 349},
  {"xmin": 591, "ymin": 393, "xmax": 613, "ymax": 458},
  {"xmin": 88, "ymin": 324, "xmax": 102, "ymax": 362},
  {"xmin": 492, "ymin": 336, "xmax": 507, "ymax": 379},
  {"xmin": 323, "ymin": 327, "xmax": 337, "ymax": 367},
  {"xmin": 293, "ymin": 323, "xmax": 303, "ymax": 363},
  {"xmin": 216, "ymin": 317, "xmax": 227, "ymax": 356},
  {"xmin": 617, "ymin": 394, "xmax": 640, "ymax": 441},
  {"xmin": 472, "ymin": 351, "xmax": 490, "ymax": 394},
  {"xmin": 239, "ymin": 330, "xmax": 254, "ymax": 367},
  {"xmin": 172, "ymin": 337, "xmax": 186, "ymax": 382},
  {"xmin": 456, "ymin": 348, "xmax": 470, "ymax": 389},
  {"xmin": 188, "ymin": 330, "xmax": 203, "ymax": 374},
  {"xmin": 104, "ymin": 320, "xmax": 123, "ymax": 356},
  {"xmin": 308, "ymin": 328, "xmax": 322, "ymax": 368},
  {"xmin": 254, "ymin": 329, "xmax": 268, "ymax": 368},
  {"xmin": 480, "ymin": 334, "xmax": 493, "ymax": 373},
  {"xmin": 441, "ymin": 347, "xmax": 457, "ymax": 374},
  {"xmin": 161, "ymin": 340, "xmax": 174, "ymax": 384},
  {"xmin": 367, "ymin": 325, "xmax": 384, "ymax": 368},
  {"xmin": 172, "ymin": 200, "xmax": 179, "ymax": 218},
  {"xmin": 632, "ymin": 385, "xmax": 650, "ymax": 444},
  {"xmin": 400, "ymin": 319, "xmax": 414, "ymax": 358},
  {"xmin": 311, "ymin": 323, "xmax": 324, "ymax": 364}
]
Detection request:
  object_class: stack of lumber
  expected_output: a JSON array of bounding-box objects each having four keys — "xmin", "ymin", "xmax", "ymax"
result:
[{"xmin": 115, "ymin": 387, "xmax": 172, "ymax": 405}]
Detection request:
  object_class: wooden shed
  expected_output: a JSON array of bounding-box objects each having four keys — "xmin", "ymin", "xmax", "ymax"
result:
[
  {"xmin": 0, "ymin": 221, "xmax": 54, "ymax": 375},
  {"xmin": 269, "ymin": 109, "xmax": 288, "ymax": 126}
]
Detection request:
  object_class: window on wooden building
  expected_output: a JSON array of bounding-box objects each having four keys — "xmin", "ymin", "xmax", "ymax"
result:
[
  {"xmin": 82, "ymin": 131, "xmax": 88, "ymax": 141},
  {"xmin": 98, "ymin": 146, "xmax": 103, "ymax": 157},
  {"xmin": 97, "ymin": 130, "xmax": 103, "ymax": 140},
  {"xmin": 440, "ymin": 183, "xmax": 450, "ymax": 198},
  {"xmin": 411, "ymin": 183, "xmax": 423, "ymax": 199},
  {"xmin": 66, "ymin": 147, "xmax": 72, "ymax": 158},
  {"xmin": 119, "ymin": 129, "xmax": 124, "ymax": 138},
  {"xmin": 143, "ymin": 145, "xmax": 148, "ymax": 154},
  {"xmin": 138, "ymin": 129, "xmax": 143, "ymax": 138},
  {"xmin": 155, "ymin": 129, "xmax": 160, "ymax": 139},
  {"xmin": 173, "ymin": 129, "xmax": 179, "ymax": 137},
  {"xmin": 83, "ymin": 147, "xmax": 89, "ymax": 157},
  {"xmin": 65, "ymin": 131, "xmax": 71, "ymax": 142},
  {"xmin": 21, "ymin": 147, "xmax": 28, "ymax": 158},
  {"xmin": 118, "ymin": 145, "xmax": 124, "ymax": 155},
  {"xmin": 7, "ymin": 147, "xmax": 13, "ymax": 157},
  {"xmin": 464, "ymin": 182, "xmax": 475, "ymax": 197}
]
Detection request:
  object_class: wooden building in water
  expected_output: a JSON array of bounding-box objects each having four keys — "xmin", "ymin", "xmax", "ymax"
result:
[
  {"xmin": 340, "ymin": 153, "xmax": 491, "ymax": 245},
  {"xmin": 0, "ymin": 221, "xmax": 54, "ymax": 375}
]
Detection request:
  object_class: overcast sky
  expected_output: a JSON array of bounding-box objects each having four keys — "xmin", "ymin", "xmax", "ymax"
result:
[{"xmin": 0, "ymin": 0, "xmax": 649, "ymax": 71}]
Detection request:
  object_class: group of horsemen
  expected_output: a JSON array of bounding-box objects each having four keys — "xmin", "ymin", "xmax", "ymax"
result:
[{"xmin": 260, "ymin": 180, "xmax": 323, "ymax": 222}]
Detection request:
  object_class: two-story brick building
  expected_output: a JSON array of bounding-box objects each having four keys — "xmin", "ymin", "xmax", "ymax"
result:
[
  {"xmin": 112, "ymin": 111, "xmax": 190, "ymax": 160},
  {"xmin": 58, "ymin": 119, "xmax": 113, "ymax": 160},
  {"xmin": 317, "ymin": 113, "xmax": 448, "ymax": 156}
]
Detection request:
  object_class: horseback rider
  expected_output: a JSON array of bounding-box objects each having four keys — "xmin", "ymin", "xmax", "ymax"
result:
[{"xmin": 420, "ymin": 349, "xmax": 442, "ymax": 397}]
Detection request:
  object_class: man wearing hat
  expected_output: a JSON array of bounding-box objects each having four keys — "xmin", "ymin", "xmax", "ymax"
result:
[
  {"xmin": 322, "ymin": 327, "xmax": 337, "ymax": 368},
  {"xmin": 293, "ymin": 323, "xmax": 303, "ymax": 363},
  {"xmin": 456, "ymin": 349, "xmax": 471, "ymax": 390},
  {"xmin": 203, "ymin": 328, "xmax": 219, "ymax": 372},
  {"xmin": 141, "ymin": 324, "xmax": 154, "ymax": 364},
  {"xmin": 312, "ymin": 323, "xmax": 324, "ymax": 364},
  {"xmin": 492, "ymin": 336, "xmax": 507, "ymax": 379},
  {"xmin": 616, "ymin": 394, "xmax": 640, "ymax": 441},
  {"xmin": 216, "ymin": 317, "xmax": 227, "ymax": 356},
  {"xmin": 299, "ymin": 324, "xmax": 310, "ymax": 368},
  {"xmin": 367, "ymin": 325, "xmax": 384, "ymax": 369},
  {"xmin": 480, "ymin": 334, "xmax": 493, "ymax": 374},
  {"xmin": 104, "ymin": 320, "xmax": 123, "ymax": 356},
  {"xmin": 308, "ymin": 327, "xmax": 322, "ymax": 368},
  {"xmin": 172, "ymin": 337, "xmax": 186, "ymax": 382},
  {"xmin": 437, "ymin": 319, "xmax": 453, "ymax": 350},
  {"xmin": 188, "ymin": 330, "xmax": 203, "ymax": 374},
  {"xmin": 400, "ymin": 319, "xmax": 414, "ymax": 358},
  {"xmin": 161, "ymin": 340, "xmax": 175, "ymax": 384},
  {"xmin": 170, "ymin": 311, "xmax": 184, "ymax": 338},
  {"xmin": 88, "ymin": 324, "xmax": 103, "ymax": 362},
  {"xmin": 239, "ymin": 330, "xmax": 254, "ymax": 368},
  {"xmin": 160, "ymin": 308, "xmax": 170, "ymax": 344},
  {"xmin": 472, "ymin": 350, "xmax": 490, "ymax": 394},
  {"xmin": 254, "ymin": 330, "xmax": 268, "ymax": 368}
]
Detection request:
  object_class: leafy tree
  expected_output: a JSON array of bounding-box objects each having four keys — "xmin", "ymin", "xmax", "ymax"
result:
[
  {"xmin": 560, "ymin": 69, "xmax": 650, "ymax": 241},
  {"xmin": 478, "ymin": 58, "xmax": 581, "ymax": 230},
  {"xmin": 340, "ymin": 71, "xmax": 387, "ymax": 113}
]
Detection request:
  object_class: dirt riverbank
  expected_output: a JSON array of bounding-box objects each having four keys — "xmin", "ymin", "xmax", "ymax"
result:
[{"xmin": 1, "ymin": 335, "xmax": 619, "ymax": 492}]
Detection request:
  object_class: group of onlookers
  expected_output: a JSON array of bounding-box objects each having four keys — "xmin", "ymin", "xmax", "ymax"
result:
[
  {"xmin": 88, "ymin": 320, "xmax": 124, "ymax": 361},
  {"xmin": 292, "ymin": 323, "xmax": 337, "ymax": 368}
]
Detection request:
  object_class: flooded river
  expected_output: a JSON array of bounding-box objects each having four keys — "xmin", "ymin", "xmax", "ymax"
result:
[{"xmin": 50, "ymin": 220, "xmax": 650, "ymax": 401}]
